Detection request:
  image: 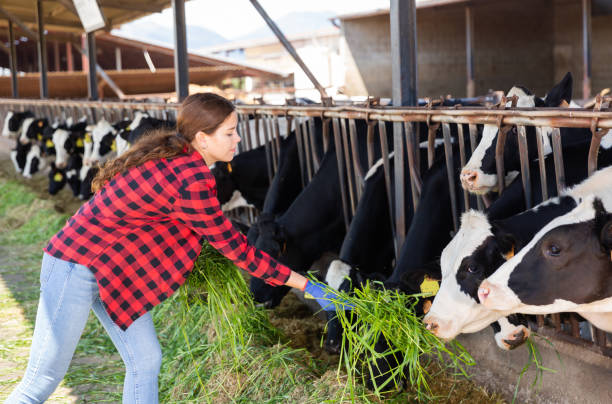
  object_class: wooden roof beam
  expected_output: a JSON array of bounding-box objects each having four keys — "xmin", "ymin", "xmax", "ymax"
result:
[
  {"xmin": 0, "ymin": 5, "xmax": 38, "ymax": 40},
  {"xmin": 46, "ymin": 0, "xmax": 79, "ymax": 16},
  {"xmin": 98, "ymin": 1, "xmax": 166, "ymax": 13}
]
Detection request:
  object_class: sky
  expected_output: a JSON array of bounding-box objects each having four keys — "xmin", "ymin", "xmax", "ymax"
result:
[{"xmin": 113, "ymin": 0, "xmax": 390, "ymax": 41}]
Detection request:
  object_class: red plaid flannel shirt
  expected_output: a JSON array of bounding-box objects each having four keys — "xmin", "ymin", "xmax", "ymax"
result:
[{"xmin": 44, "ymin": 149, "xmax": 291, "ymax": 330}]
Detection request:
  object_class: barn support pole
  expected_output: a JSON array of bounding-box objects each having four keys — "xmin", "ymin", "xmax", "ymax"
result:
[
  {"xmin": 582, "ymin": 0, "xmax": 592, "ymax": 99},
  {"xmin": 172, "ymin": 0, "xmax": 189, "ymax": 102},
  {"xmin": 115, "ymin": 47, "xmax": 122, "ymax": 71},
  {"xmin": 36, "ymin": 0, "xmax": 48, "ymax": 98},
  {"xmin": 465, "ymin": 5, "xmax": 475, "ymax": 98},
  {"xmin": 390, "ymin": 0, "xmax": 417, "ymax": 254},
  {"xmin": 53, "ymin": 41, "xmax": 60, "ymax": 71},
  {"xmin": 66, "ymin": 42, "xmax": 74, "ymax": 71},
  {"xmin": 86, "ymin": 32, "xmax": 99, "ymax": 100},
  {"xmin": 249, "ymin": 0, "xmax": 330, "ymax": 104},
  {"xmin": 8, "ymin": 21, "xmax": 18, "ymax": 98}
]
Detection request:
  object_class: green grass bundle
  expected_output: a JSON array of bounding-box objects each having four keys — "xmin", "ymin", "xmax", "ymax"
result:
[{"xmin": 333, "ymin": 281, "xmax": 475, "ymax": 401}]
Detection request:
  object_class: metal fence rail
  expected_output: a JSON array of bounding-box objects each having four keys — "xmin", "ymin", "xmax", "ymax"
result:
[{"xmin": 0, "ymin": 97, "xmax": 610, "ymax": 357}]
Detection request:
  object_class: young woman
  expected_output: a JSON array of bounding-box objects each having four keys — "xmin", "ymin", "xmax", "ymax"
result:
[{"xmin": 6, "ymin": 93, "xmax": 350, "ymax": 404}]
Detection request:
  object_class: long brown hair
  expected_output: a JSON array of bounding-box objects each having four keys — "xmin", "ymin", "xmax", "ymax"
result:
[{"xmin": 91, "ymin": 93, "xmax": 235, "ymax": 193}]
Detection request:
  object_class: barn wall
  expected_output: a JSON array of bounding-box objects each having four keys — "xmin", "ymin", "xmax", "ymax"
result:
[{"xmin": 341, "ymin": 0, "xmax": 612, "ymax": 100}]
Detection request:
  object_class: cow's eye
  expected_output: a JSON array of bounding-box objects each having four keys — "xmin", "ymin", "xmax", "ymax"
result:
[
  {"xmin": 467, "ymin": 265, "xmax": 477, "ymax": 274},
  {"xmin": 547, "ymin": 244, "xmax": 561, "ymax": 257}
]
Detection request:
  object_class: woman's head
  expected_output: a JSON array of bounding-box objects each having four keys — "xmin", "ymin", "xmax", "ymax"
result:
[
  {"xmin": 179, "ymin": 93, "xmax": 240, "ymax": 165},
  {"xmin": 92, "ymin": 92, "xmax": 238, "ymax": 193}
]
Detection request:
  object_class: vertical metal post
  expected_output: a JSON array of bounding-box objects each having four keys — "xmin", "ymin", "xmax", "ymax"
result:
[
  {"xmin": 36, "ymin": 0, "xmax": 48, "ymax": 98},
  {"xmin": 86, "ymin": 32, "xmax": 98, "ymax": 100},
  {"xmin": 66, "ymin": 42, "xmax": 73, "ymax": 71},
  {"xmin": 390, "ymin": 0, "xmax": 417, "ymax": 107},
  {"xmin": 8, "ymin": 20, "xmax": 18, "ymax": 98},
  {"xmin": 115, "ymin": 47, "xmax": 122, "ymax": 71},
  {"xmin": 465, "ymin": 6, "xmax": 475, "ymax": 98},
  {"xmin": 582, "ymin": 0, "xmax": 592, "ymax": 99},
  {"xmin": 390, "ymin": 0, "xmax": 417, "ymax": 250},
  {"xmin": 172, "ymin": 0, "xmax": 189, "ymax": 101},
  {"xmin": 53, "ymin": 41, "xmax": 60, "ymax": 71}
]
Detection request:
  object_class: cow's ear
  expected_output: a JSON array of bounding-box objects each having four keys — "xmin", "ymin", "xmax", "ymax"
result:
[
  {"xmin": 491, "ymin": 224, "xmax": 517, "ymax": 257},
  {"xmin": 592, "ymin": 198, "xmax": 612, "ymax": 252},
  {"xmin": 545, "ymin": 72, "xmax": 573, "ymax": 107}
]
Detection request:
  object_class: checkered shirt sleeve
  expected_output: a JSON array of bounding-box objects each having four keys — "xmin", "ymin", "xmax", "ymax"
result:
[{"xmin": 170, "ymin": 175, "xmax": 291, "ymax": 286}]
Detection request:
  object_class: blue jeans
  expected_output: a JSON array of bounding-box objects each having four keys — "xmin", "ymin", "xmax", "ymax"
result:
[{"xmin": 5, "ymin": 253, "xmax": 161, "ymax": 404}]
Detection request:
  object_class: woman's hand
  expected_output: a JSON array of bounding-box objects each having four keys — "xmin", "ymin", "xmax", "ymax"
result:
[{"xmin": 303, "ymin": 279, "xmax": 354, "ymax": 312}]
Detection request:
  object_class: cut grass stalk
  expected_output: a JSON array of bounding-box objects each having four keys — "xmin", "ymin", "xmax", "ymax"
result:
[{"xmin": 332, "ymin": 280, "xmax": 475, "ymax": 402}]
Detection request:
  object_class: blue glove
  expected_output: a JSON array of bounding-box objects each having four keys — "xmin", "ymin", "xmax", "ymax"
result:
[{"xmin": 303, "ymin": 279, "xmax": 354, "ymax": 312}]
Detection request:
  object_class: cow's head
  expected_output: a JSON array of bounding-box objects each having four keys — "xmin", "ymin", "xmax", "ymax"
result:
[
  {"xmin": 491, "ymin": 315, "xmax": 530, "ymax": 351},
  {"xmin": 85, "ymin": 119, "xmax": 116, "ymax": 165},
  {"xmin": 479, "ymin": 196, "xmax": 612, "ymax": 314},
  {"xmin": 48, "ymin": 163, "xmax": 67, "ymax": 195},
  {"xmin": 23, "ymin": 144, "xmax": 46, "ymax": 179},
  {"xmin": 3, "ymin": 111, "xmax": 33, "ymax": 139},
  {"xmin": 254, "ymin": 213, "xmax": 288, "ymax": 259},
  {"xmin": 460, "ymin": 72, "xmax": 573, "ymax": 194},
  {"xmin": 423, "ymin": 211, "xmax": 511, "ymax": 340}
]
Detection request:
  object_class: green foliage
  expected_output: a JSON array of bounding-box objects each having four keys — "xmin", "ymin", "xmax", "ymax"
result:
[{"xmin": 334, "ymin": 281, "xmax": 475, "ymax": 402}]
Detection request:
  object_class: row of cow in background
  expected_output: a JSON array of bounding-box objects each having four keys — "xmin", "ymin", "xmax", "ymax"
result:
[
  {"xmin": 206, "ymin": 72, "xmax": 612, "ymax": 388},
  {"xmin": 1, "ymin": 109, "xmax": 175, "ymax": 199},
  {"xmin": 1, "ymin": 72, "xmax": 610, "ymax": 389}
]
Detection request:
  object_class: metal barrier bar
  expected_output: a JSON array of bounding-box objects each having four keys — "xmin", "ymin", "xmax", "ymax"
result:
[
  {"xmin": 366, "ymin": 122, "xmax": 376, "ymax": 168},
  {"xmin": 301, "ymin": 119, "xmax": 313, "ymax": 183},
  {"xmin": 348, "ymin": 119, "xmax": 364, "ymax": 199},
  {"xmin": 393, "ymin": 122, "xmax": 406, "ymax": 250},
  {"xmin": 517, "ymin": 125, "xmax": 533, "ymax": 209},
  {"xmin": 551, "ymin": 128, "xmax": 566, "ymax": 192},
  {"xmin": 340, "ymin": 118, "xmax": 357, "ymax": 215},
  {"xmin": 332, "ymin": 117, "xmax": 351, "ymax": 232},
  {"xmin": 457, "ymin": 124, "xmax": 470, "ymax": 210},
  {"xmin": 308, "ymin": 118, "xmax": 320, "ymax": 171},
  {"xmin": 535, "ymin": 127, "xmax": 549, "ymax": 201},
  {"xmin": 404, "ymin": 121, "xmax": 421, "ymax": 211},
  {"xmin": 442, "ymin": 123, "xmax": 459, "ymax": 232},
  {"xmin": 495, "ymin": 127, "xmax": 508, "ymax": 196},
  {"xmin": 378, "ymin": 120, "xmax": 398, "ymax": 257},
  {"xmin": 294, "ymin": 117, "xmax": 306, "ymax": 187}
]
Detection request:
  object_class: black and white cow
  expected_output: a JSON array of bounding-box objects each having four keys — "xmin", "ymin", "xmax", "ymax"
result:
[
  {"xmin": 478, "ymin": 168, "xmax": 612, "ymax": 332},
  {"xmin": 212, "ymin": 142, "xmax": 271, "ymax": 212},
  {"xmin": 22, "ymin": 144, "xmax": 47, "ymax": 179},
  {"xmin": 249, "ymin": 119, "xmax": 392, "ymax": 308},
  {"xmin": 459, "ymin": 72, "xmax": 606, "ymax": 195},
  {"xmin": 2, "ymin": 111, "xmax": 34, "ymax": 139},
  {"xmin": 422, "ymin": 136, "xmax": 612, "ymax": 343},
  {"xmin": 246, "ymin": 118, "xmax": 326, "ymax": 245}
]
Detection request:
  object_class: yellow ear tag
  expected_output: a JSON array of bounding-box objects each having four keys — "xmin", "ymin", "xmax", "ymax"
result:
[
  {"xmin": 37, "ymin": 133, "xmax": 43, "ymax": 141},
  {"xmin": 85, "ymin": 133, "xmax": 92, "ymax": 143},
  {"xmin": 111, "ymin": 139, "xmax": 116, "ymax": 151},
  {"xmin": 227, "ymin": 163, "xmax": 233, "ymax": 173},
  {"xmin": 53, "ymin": 172, "xmax": 63, "ymax": 182},
  {"xmin": 45, "ymin": 139, "xmax": 54, "ymax": 148},
  {"xmin": 76, "ymin": 138, "xmax": 84, "ymax": 148},
  {"xmin": 504, "ymin": 245, "xmax": 515, "ymax": 260},
  {"xmin": 420, "ymin": 276, "xmax": 439, "ymax": 296},
  {"xmin": 37, "ymin": 121, "xmax": 43, "ymax": 127}
]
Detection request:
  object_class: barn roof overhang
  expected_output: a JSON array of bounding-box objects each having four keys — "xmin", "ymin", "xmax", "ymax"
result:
[{"xmin": 0, "ymin": 0, "xmax": 177, "ymax": 33}]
